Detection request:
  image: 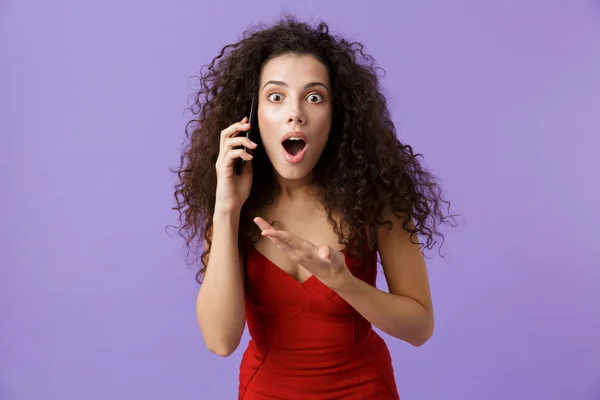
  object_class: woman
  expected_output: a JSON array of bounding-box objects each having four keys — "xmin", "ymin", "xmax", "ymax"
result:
[{"xmin": 173, "ymin": 15, "xmax": 456, "ymax": 400}]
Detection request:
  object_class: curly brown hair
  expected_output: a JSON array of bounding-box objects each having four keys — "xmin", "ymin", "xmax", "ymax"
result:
[{"xmin": 172, "ymin": 15, "xmax": 458, "ymax": 284}]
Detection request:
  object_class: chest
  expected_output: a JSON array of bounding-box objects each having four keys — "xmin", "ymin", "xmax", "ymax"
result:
[{"xmin": 252, "ymin": 204, "xmax": 348, "ymax": 284}]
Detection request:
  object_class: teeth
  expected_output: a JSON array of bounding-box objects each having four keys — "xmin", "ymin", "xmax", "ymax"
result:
[{"xmin": 286, "ymin": 137, "xmax": 304, "ymax": 141}]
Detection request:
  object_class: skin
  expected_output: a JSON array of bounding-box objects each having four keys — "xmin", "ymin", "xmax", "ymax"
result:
[
  {"xmin": 257, "ymin": 53, "xmax": 332, "ymax": 202},
  {"xmin": 252, "ymin": 53, "xmax": 435, "ymax": 347}
]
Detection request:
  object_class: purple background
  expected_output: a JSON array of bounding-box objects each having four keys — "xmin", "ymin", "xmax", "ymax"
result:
[{"xmin": 2, "ymin": 0, "xmax": 599, "ymax": 399}]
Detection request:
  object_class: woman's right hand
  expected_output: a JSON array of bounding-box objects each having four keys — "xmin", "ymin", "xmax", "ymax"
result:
[{"xmin": 214, "ymin": 117, "xmax": 257, "ymax": 214}]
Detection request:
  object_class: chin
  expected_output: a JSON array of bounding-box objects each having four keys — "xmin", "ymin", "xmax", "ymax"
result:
[
  {"xmin": 273, "ymin": 165, "xmax": 310, "ymax": 180},
  {"xmin": 271, "ymin": 160, "xmax": 315, "ymax": 180}
]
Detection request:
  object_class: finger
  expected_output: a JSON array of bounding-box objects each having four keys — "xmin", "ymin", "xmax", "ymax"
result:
[
  {"xmin": 221, "ymin": 122, "xmax": 250, "ymax": 138},
  {"xmin": 216, "ymin": 148, "xmax": 252, "ymax": 171},
  {"xmin": 226, "ymin": 148, "xmax": 254, "ymax": 164},
  {"xmin": 264, "ymin": 233, "xmax": 313, "ymax": 266},
  {"xmin": 253, "ymin": 217, "xmax": 272, "ymax": 232},
  {"xmin": 216, "ymin": 138, "xmax": 256, "ymax": 170},
  {"xmin": 253, "ymin": 217, "xmax": 318, "ymax": 259},
  {"xmin": 225, "ymin": 136, "xmax": 257, "ymax": 151},
  {"xmin": 220, "ymin": 121, "xmax": 251, "ymax": 150},
  {"xmin": 254, "ymin": 217, "xmax": 298, "ymax": 251},
  {"xmin": 265, "ymin": 228, "xmax": 315, "ymax": 259},
  {"xmin": 264, "ymin": 234, "xmax": 289, "ymax": 251},
  {"xmin": 269, "ymin": 229, "xmax": 302, "ymax": 248},
  {"xmin": 254, "ymin": 219, "xmax": 288, "ymax": 243},
  {"xmin": 317, "ymin": 245, "xmax": 331, "ymax": 261}
]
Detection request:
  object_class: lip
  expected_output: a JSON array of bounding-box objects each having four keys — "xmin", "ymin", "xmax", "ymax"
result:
[
  {"xmin": 281, "ymin": 142, "xmax": 308, "ymax": 163},
  {"xmin": 281, "ymin": 131, "xmax": 309, "ymax": 143}
]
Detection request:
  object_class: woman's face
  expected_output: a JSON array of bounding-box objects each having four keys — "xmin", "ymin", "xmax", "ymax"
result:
[{"xmin": 257, "ymin": 53, "xmax": 332, "ymax": 187}]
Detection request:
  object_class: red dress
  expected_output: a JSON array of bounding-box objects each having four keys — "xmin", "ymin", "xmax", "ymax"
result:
[{"xmin": 238, "ymin": 238, "xmax": 400, "ymax": 399}]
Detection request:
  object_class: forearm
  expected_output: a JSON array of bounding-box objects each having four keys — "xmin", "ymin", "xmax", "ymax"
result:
[
  {"xmin": 334, "ymin": 274, "xmax": 434, "ymax": 346},
  {"xmin": 196, "ymin": 209, "xmax": 246, "ymax": 356}
]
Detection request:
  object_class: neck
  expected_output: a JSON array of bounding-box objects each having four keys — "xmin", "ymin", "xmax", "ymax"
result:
[{"xmin": 270, "ymin": 171, "xmax": 318, "ymax": 204}]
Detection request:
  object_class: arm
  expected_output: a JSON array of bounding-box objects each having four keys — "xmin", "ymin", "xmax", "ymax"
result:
[
  {"xmin": 196, "ymin": 209, "xmax": 246, "ymax": 357},
  {"xmin": 334, "ymin": 205, "xmax": 434, "ymax": 347}
]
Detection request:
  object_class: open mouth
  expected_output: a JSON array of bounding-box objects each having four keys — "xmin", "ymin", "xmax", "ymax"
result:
[{"xmin": 282, "ymin": 138, "xmax": 307, "ymax": 156}]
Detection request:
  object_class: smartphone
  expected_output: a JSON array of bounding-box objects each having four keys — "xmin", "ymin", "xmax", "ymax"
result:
[{"xmin": 234, "ymin": 96, "xmax": 256, "ymax": 175}]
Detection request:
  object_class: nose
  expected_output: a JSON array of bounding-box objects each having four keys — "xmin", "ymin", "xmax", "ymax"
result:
[{"xmin": 287, "ymin": 102, "xmax": 305, "ymax": 125}]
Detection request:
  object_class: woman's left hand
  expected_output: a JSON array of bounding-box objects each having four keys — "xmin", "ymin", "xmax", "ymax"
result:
[{"xmin": 253, "ymin": 217, "xmax": 353, "ymax": 290}]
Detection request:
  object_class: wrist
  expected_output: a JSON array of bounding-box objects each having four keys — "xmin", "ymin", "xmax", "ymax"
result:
[
  {"xmin": 329, "ymin": 268, "xmax": 358, "ymax": 293},
  {"xmin": 213, "ymin": 208, "xmax": 241, "ymax": 226}
]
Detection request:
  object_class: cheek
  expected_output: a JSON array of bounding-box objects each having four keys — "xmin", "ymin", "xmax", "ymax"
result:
[
  {"xmin": 315, "ymin": 103, "xmax": 332, "ymax": 122},
  {"xmin": 314, "ymin": 107, "xmax": 333, "ymax": 136},
  {"xmin": 257, "ymin": 108, "xmax": 281, "ymax": 139}
]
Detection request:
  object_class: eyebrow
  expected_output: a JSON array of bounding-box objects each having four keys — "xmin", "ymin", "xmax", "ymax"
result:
[{"xmin": 261, "ymin": 80, "xmax": 330, "ymax": 94}]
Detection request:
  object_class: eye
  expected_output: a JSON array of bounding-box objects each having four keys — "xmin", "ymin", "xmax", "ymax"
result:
[
  {"xmin": 267, "ymin": 93, "xmax": 284, "ymax": 102},
  {"xmin": 306, "ymin": 93, "xmax": 323, "ymax": 103}
]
